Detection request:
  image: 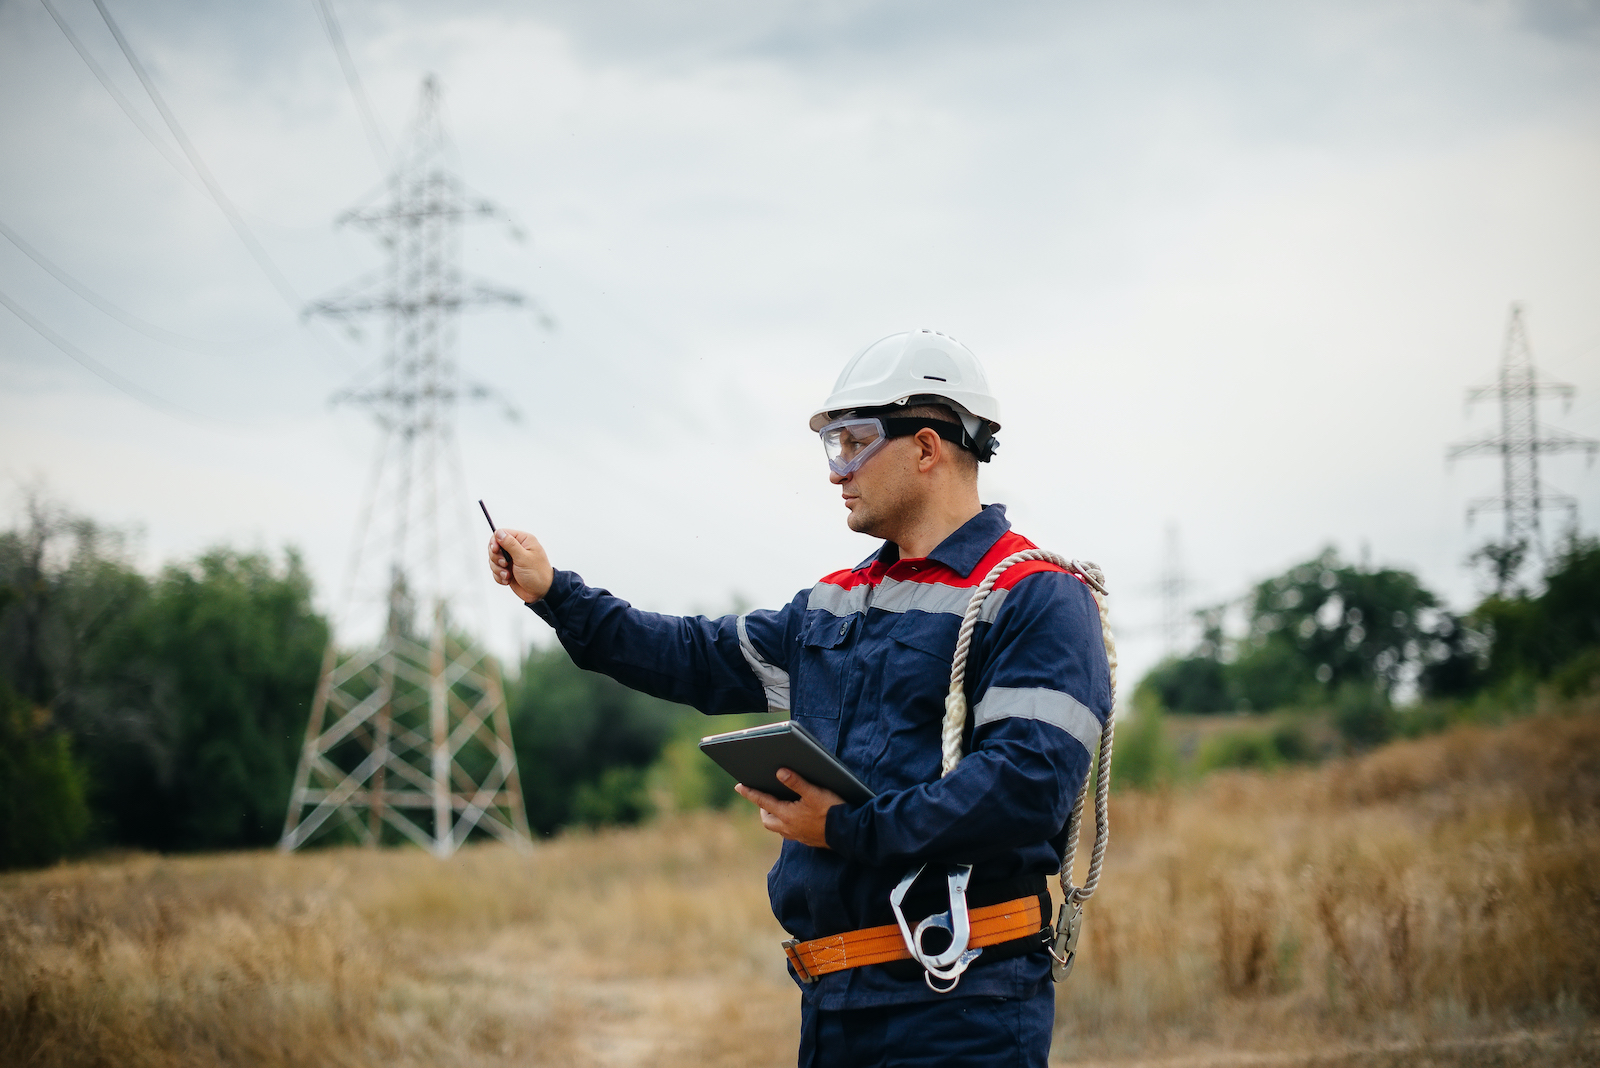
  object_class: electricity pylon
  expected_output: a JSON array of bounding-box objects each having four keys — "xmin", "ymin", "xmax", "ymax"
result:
[
  {"xmin": 280, "ymin": 77, "xmax": 533, "ymax": 856},
  {"xmin": 1157, "ymin": 522, "xmax": 1189, "ymax": 657},
  {"xmin": 1448, "ymin": 303, "xmax": 1598, "ymax": 576}
]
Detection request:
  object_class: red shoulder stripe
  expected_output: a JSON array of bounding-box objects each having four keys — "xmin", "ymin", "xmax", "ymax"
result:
[
  {"xmin": 816, "ymin": 567, "xmax": 874, "ymax": 590},
  {"xmin": 979, "ymin": 531, "xmax": 1090, "ymax": 592}
]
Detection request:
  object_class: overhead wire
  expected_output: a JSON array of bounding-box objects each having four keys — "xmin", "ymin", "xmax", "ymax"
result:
[
  {"xmin": 0, "ymin": 216, "xmax": 278, "ymax": 356},
  {"xmin": 36, "ymin": 0, "xmax": 205, "ymax": 196},
  {"xmin": 39, "ymin": 0, "xmax": 364, "ymax": 371},
  {"xmin": 86, "ymin": 0, "xmax": 307, "ymax": 310},
  {"xmin": 310, "ymin": 0, "xmax": 391, "ymax": 170},
  {"xmin": 0, "ymin": 284, "xmax": 207, "ymax": 425}
]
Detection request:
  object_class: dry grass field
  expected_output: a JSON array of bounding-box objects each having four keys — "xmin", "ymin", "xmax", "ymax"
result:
[{"xmin": 3, "ymin": 707, "xmax": 1597, "ymax": 1068}]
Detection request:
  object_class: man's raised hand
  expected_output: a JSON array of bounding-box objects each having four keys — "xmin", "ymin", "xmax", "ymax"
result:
[{"xmin": 488, "ymin": 529, "xmax": 554, "ymax": 604}]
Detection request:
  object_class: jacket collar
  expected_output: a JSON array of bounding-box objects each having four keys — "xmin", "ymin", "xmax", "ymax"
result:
[{"xmin": 869, "ymin": 503, "xmax": 1011, "ymax": 579}]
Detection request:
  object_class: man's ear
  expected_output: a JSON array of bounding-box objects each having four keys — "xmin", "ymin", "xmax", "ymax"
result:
[{"xmin": 914, "ymin": 428, "xmax": 942, "ymax": 473}]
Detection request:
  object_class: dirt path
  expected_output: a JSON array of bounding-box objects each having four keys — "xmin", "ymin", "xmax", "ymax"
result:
[{"xmin": 435, "ymin": 928, "xmax": 797, "ymax": 1067}]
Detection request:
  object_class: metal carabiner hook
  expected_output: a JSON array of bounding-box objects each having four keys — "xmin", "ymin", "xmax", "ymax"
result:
[
  {"xmin": 1049, "ymin": 901, "xmax": 1084, "ymax": 982},
  {"xmin": 916, "ymin": 866, "xmax": 974, "ymax": 969},
  {"xmin": 890, "ymin": 863, "xmax": 981, "ymax": 992}
]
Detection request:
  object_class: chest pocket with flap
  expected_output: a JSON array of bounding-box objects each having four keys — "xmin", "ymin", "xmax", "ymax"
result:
[
  {"xmin": 883, "ymin": 611, "xmax": 960, "ymax": 724},
  {"xmin": 791, "ymin": 613, "xmax": 855, "ymax": 723}
]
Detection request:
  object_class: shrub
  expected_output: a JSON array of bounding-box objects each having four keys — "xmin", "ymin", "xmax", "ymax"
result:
[
  {"xmin": 1196, "ymin": 729, "xmax": 1282, "ymax": 773},
  {"xmin": 572, "ymin": 765, "xmax": 655, "ymax": 827},
  {"xmin": 1194, "ymin": 720, "xmax": 1313, "ymax": 774},
  {"xmin": 1112, "ymin": 699, "xmax": 1177, "ymax": 790},
  {"xmin": 1553, "ymin": 646, "xmax": 1600, "ymax": 699},
  {"xmin": 1333, "ymin": 681, "xmax": 1393, "ymax": 750},
  {"xmin": 0, "ymin": 680, "xmax": 89, "ymax": 869}
]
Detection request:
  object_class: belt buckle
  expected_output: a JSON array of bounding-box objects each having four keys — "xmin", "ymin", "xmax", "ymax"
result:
[{"xmin": 782, "ymin": 938, "xmax": 817, "ymax": 984}]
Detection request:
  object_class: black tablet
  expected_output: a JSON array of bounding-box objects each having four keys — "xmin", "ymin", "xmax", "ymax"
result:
[{"xmin": 698, "ymin": 720, "xmax": 875, "ymax": 805}]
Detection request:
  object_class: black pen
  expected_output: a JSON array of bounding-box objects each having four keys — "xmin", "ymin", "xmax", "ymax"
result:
[{"xmin": 479, "ymin": 499, "xmax": 512, "ymax": 572}]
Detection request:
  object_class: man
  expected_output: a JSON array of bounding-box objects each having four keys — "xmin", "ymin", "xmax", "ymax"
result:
[{"xmin": 489, "ymin": 330, "xmax": 1111, "ymax": 1066}]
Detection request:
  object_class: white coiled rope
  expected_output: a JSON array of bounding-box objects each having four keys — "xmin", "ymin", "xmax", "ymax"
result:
[{"xmin": 942, "ymin": 550, "xmax": 1117, "ymax": 907}]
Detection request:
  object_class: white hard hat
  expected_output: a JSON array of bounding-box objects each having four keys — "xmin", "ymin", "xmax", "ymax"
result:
[{"xmin": 809, "ymin": 330, "xmax": 1002, "ymax": 458}]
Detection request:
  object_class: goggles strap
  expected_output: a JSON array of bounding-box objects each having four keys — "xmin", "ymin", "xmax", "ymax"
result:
[{"xmin": 880, "ymin": 418, "xmax": 992, "ymax": 461}]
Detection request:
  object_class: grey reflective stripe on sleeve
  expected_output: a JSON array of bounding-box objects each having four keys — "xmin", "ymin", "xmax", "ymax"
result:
[
  {"xmin": 972, "ymin": 686, "xmax": 1101, "ymax": 753},
  {"xmin": 737, "ymin": 613, "xmax": 790, "ymax": 711},
  {"xmin": 806, "ymin": 581, "xmax": 870, "ymax": 618}
]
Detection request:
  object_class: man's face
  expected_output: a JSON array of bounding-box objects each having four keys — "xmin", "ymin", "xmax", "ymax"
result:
[{"xmin": 829, "ymin": 434, "xmax": 920, "ymax": 540}]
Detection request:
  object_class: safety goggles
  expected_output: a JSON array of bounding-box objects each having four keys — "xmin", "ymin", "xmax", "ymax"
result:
[{"xmin": 818, "ymin": 416, "xmax": 976, "ymax": 477}]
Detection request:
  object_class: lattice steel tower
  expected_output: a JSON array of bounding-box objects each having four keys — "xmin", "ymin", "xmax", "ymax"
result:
[
  {"xmin": 280, "ymin": 77, "xmax": 533, "ymax": 856},
  {"xmin": 1448, "ymin": 303, "xmax": 1598, "ymax": 568},
  {"xmin": 1156, "ymin": 523, "xmax": 1189, "ymax": 656}
]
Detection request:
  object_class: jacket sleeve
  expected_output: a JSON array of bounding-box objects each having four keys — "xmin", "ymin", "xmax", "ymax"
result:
[
  {"xmin": 529, "ymin": 568, "xmax": 807, "ymax": 716},
  {"xmin": 822, "ymin": 570, "xmax": 1110, "ymax": 867}
]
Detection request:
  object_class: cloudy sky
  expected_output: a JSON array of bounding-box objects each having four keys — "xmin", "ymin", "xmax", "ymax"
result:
[{"xmin": 2, "ymin": 0, "xmax": 1597, "ymax": 687}]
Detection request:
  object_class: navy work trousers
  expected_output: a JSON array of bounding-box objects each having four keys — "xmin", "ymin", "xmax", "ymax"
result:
[{"xmin": 798, "ymin": 982, "xmax": 1055, "ymax": 1068}]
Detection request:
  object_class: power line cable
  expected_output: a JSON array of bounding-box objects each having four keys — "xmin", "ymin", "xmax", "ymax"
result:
[
  {"xmin": 37, "ymin": 0, "xmax": 204, "ymax": 195},
  {"xmin": 310, "ymin": 0, "xmax": 390, "ymax": 170},
  {"xmin": 69, "ymin": 0, "xmax": 363, "ymax": 370},
  {"xmin": 0, "ymin": 283, "xmax": 207, "ymax": 424},
  {"xmin": 0, "ymin": 215, "xmax": 278, "ymax": 356},
  {"xmin": 41, "ymin": 0, "xmax": 351, "ymax": 241},
  {"xmin": 87, "ymin": 0, "xmax": 306, "ymax": 310}
]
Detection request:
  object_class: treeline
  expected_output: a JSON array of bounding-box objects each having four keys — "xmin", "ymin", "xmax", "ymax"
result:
[
  {"xmin": 1123, "ymin": 538, "xmax": 1600, "ymax": 782},
  {"xmin": 11, "ymin": 496, "xmax": 1595, "ymax": 868},
  {"xmin": 1, "ymin": 503, "xmax": 328, "ymax": 868},
  {"xmin": 509, "ymin": 645, "xmax": 759, "ymax": 836},
  {"xmin": 0, "ymin": 502, "xmax": 751, "ymax": 871}
]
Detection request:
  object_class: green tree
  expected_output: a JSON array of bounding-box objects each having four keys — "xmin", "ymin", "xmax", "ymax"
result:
[
  {"xmin": 0, "ymin": 500, "xmax": 150, "ymax": 726},
  {"xmin": 508, "ymin": 646, "xmax": 696, "ymax": 834},
  {"xmin": 0, "ymin": 501, "xmax": 329, "ymax": 852},
  {"xmin": 130, "ymin": 550, "xmax": 328, "ymax": 849},
  {"xmin": 1135, "ymin": 548, "xmax": 1470, "ymax": 732},
  {"xmin": 1138, "ymin": 654, "xmax": 1231, "ymax": 714},
  {"xmin": 0, "ymin": 678, "xmax": 90, "ymax": 869},
  {"xmin": 1538, "ymin": 536, "xmax": 1600, "ymax": 667},
  {"xmin": 0, "ymin": 502, "xmax": 160, "ymax": 846},
  {"xmin": 1469, "ymin": 539, "xmax": 1529, "ymax": 599},
  {"xmin": 1472, "ymin": 536, "xmax": 1600, "ymax": 691},
  {"xmin": 1228, "ymin": 632, "xmax": 1319, "ymax": 712},
  {"xmin": 1233, "ymin": 549, "xmax": 1450, "ymax": 706}
]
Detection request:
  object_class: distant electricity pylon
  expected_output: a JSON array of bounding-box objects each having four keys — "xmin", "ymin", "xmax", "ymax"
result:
[
  {"xmin": 1447, "ymin": 303, "xmax": 1598, "ymax": 569},
  {"xmin": 280, "ymin": 77, "xmax": 534, "ymax": 856},
  {"xmin": 1157, "ymin": 522, "xmax": 1189, "ymax": 656}
]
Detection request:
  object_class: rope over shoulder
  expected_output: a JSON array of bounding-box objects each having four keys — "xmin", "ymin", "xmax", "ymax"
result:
[{"xmin": 941, "ymin": 550, "xmax": 1117, "ymax": 907}]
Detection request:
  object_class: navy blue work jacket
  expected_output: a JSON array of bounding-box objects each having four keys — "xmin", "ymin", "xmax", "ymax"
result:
[{"xmin": 531, "ymin": 504, "xmax": 1111, "ymax": 1009}]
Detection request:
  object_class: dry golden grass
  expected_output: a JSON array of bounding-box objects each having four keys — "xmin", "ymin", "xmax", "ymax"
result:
[
  {"xmin": 0, "ymin": 815, "xmax": 793, "ymax": 1068},
  {"xmin": 3, "ymin": 708, "xmax": 1597, "ymax": 1067},
  {"xmin": 1053, "ymin": 704, "xmax": 1600, "ymax": 1065}
]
